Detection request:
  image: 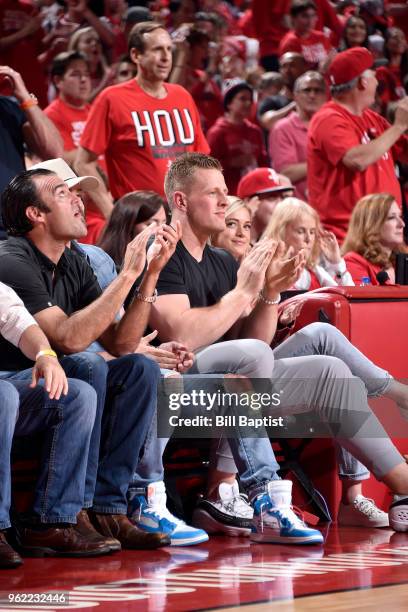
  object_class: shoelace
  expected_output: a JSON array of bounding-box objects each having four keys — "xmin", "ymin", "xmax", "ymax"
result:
[
  {"xmin": 354, "ymin": 497, "xmax": 384, "ymax": 518},
  {"xmin": 137, "ymin": 499, "xmax": 186, "ymax": 526},
  {"xmin": 259, "ymin": 501, "xmax": 307, "ymax": 532},
  {"xmin": 217, "ymin": 493, "xmax": 252, "ymax": 517}
]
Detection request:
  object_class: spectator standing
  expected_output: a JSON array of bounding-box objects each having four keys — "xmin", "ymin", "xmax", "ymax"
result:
[
  {"xmin": 258, "ymin": 52, "xmax": 306, "ymax": 132},
  {"xmin": 207, "ymin": 81, "xmax": 267, "ymax": 194},
  {"xmin": 279, "ymin": 0, "xmax": 334, "ymax": 69},
  {"xmin": 44, "ymin": 51, "xmax": 107, "ymax": 242},
  {"xmin": 308, "ymin": 47, "xmax": 408, "ymax": 242},
  {"xmin": 269, "ymin": 71, "xmax": 326, "ymax": 200},
  {"xmin": 68, "ymin": 26, "xmax": 114, "ymax": 101},
  {"xmin": 252, "ymin": 0, "xmax": 290, "ymax": 71},
  {"xmin": 376, "ymin": 27, "xmax": 408, "ymax": 114},
  {"xmin": 169, "ymin": 27, "xmax": 223, "ymax": 133},
  {"xmin": 338, "ymin": 15, "xmax": 369, "ymax": 50},
  {"xmin": 0, "ymin": 0, "xmax": 49, "ymax": 107},
  {"xmin": 76, "ymin": 22, "xmax": 209, "ymax": 216},
  {"xmin": 0, "ymin": 66, "xmax": 63, "ymax": 239}
]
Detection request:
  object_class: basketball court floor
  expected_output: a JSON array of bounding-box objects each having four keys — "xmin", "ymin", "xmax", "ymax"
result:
[{"xmin": 1, "ymin": 526, "xmax": 408, "ymax": 611}]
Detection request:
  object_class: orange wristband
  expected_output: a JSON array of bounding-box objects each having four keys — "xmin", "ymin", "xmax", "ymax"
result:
[{"xmin": 20, "ymin": 94, "xmax": 38, "ymax": 110}]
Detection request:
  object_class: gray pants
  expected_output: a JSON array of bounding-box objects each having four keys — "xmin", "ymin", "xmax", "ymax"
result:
[{"xmin": 132, "ymin": 324, "xmax": 403, "ymax": 496}]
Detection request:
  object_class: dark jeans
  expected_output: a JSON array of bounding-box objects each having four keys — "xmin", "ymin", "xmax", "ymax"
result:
[{"xmin": 0, "ymin": 378, "xmax": 96, "ymax": 528}]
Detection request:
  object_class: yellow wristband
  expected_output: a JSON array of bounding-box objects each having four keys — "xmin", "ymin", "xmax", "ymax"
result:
[{"xmin": 35, "ymin": 349, "xmax": 58, "ymax": 361}]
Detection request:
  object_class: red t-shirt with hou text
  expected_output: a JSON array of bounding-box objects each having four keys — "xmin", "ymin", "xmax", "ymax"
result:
[
  {"xmin": 80, "ymin": 80, "xmax": 209, "ymax": 199},
  {"xmin": 308, "ymin": 101, "xmax": 402, "ymax": 242},
  {"xmin": 279, "ymin": 30, "xmax": 333, "ymax": 67},
  {"xmin": 44, "ymin": 97, "xmax": 106, "ymax": 245},
  {"xmin": 207, "ymin": 116, "xmax": 268, "ymax": 195},
  {"xmin": 0, "ymin": 0, "xmax": 47, "ymax": 107}
]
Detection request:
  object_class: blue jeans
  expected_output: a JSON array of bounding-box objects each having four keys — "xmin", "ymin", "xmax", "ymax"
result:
[
  {"xmin": 1, "ymin": 352, "xmax": 161, "ymax": 515},
  {"xmin": 0, "ymin": 378, "xmax": 96, "ymax": 529},
  {"xmin": 131, "ymin": 341, "xmax": 281, "ymax": 495}
]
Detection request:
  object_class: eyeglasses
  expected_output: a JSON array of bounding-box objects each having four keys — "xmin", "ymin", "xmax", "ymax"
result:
[{"xmin": 298, "ymin": 87, "xmax": 325, "ymax": 94}]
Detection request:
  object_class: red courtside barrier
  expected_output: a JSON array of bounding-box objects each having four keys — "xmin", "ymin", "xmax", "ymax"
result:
[{"xmin": 282, "ymin": 286, "xmax": 408, "ymax": 519}]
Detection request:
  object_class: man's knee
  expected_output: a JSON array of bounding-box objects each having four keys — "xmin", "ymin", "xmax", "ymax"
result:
[
  {"xmin": 0, "ymin": 381, "xmax": 19, "ymax": 422},
  {"xmin": 63, "ymin": 378, "xmax": 97, "ymax": 428},
  {"xmin": 302, "ymin": 321, "xmax": 346, "ymax": 343},
  {"xmin": 61, "ymin": 351, "xmax": 109, "ymax": 386},
  {"xmin": 234, "ymin": 339, "xmax": 274, "ymax": 377},
  {"xmin": 111, "ymin": 353, "xmax": 161, "ymax": 384}
]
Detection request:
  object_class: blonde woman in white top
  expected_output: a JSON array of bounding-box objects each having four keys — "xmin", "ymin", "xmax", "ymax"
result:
[{"xmin": 262, "ymin": 197, "xmax": 354, "ymax": 290}]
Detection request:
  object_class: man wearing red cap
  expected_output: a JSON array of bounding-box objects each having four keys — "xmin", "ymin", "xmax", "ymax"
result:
[
  {"xmin": 308, "ymin": 46, "xmax": 408, "ymax": 241},
  {"xmin": 237, "ymin": 168, "xmax": 294, "ymax": 242}
]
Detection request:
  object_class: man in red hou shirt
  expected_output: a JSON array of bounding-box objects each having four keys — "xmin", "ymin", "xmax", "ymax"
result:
[
  {"xmin": 308, "ymin": 47, "xmax": 408, "ymax": 242},
  {"xmin": 76, "ymin": 21, "xmax": 209, "ymax": 214}
]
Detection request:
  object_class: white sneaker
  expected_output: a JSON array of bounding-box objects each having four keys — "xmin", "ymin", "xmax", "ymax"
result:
[
  {"xmin": 389, "ymin": 495, "xmax": 408, "ymax": 532},
  {"xmin": 338, "ymin": 495, "xmax": 389, "ymax": 528},
  {"xmin": 193, "ymin": 481, "xmax": 253, "ymax": 536},
  {"xmin": 128, "ymin": 481, "xmax": 209, "ymax": 546},
  {"xmin": 250, "ymin": 480, "xmax": 323, "ymax": 545}
]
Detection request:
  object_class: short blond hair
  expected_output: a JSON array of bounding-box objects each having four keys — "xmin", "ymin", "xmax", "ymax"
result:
[{"xmin": 262, "ymin": 197, "xmax": 321, "ymax": 266}]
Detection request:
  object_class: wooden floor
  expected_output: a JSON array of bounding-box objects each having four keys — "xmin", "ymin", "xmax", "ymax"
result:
[{"xmin": 0, "ymin": 526, "xmax": 407, "ymax": 611}]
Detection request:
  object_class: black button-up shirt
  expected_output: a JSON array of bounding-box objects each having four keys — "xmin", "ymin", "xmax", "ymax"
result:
[{"xmin": 0, "ymin": 237, "xmax": 102, "ymax": 371}]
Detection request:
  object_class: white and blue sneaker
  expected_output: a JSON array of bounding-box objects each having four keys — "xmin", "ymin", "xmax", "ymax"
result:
[
  {"xmin": 128, "ymin": 481, "xmax": 209, "ymax": 546},
  {"xmin": 250, "ymin": 480, "xmax": 324, "ymax": 545}
]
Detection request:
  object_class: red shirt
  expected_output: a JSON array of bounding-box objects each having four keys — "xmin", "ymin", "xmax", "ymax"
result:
[
  {"xmin": 207, "ymin": 116, "xmax": 268, "ymax": 195},
  {"xmin": 0, "ymin": 0, "xmax": 47, "ymax": 107},
  {"xmin": 44, "ymin": 97, "xmax": 106, "ymax": 245},
  {"xmin": 343, "ymin": 252, "xmax": 383, "ymax": 285},
  {"xmin": 279, "ymin": 30, "xmax": 333, "ymax": 67},
  {"xmin": 80, "ymin": 80, "xmax": 209, "ymax": 199},
  {"xmin": 189, "ymin": 70, "xmax": 223, "ymax": 133},
  {"xmin": 45, "ymin": 97, "xmax": 90, "ymax": 151},
  {"xmin": 252, "ymin": 0, "xmax": 289, "ymax": 58},
  {"xmin": 308, "ymin": 101, "xmax": 402, "ymax": 242}
]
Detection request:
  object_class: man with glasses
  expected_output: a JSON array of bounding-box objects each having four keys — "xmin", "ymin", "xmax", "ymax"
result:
[
  {"xmin": 270, "ymin": 71, "xmax": 326, "ymax": 200},
  {"xmin": 308, "ymin": 46, "xmax": 408, "ymax": 241}
]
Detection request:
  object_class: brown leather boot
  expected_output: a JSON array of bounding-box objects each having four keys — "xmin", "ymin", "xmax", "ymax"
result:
[
  {"xmin": 90, "ymin": 513, "xmax": 170, "ymax": 549},
  {"xmin": 0, "ymin": 532, "xmax": 23, "ymax": 568},
  {"xmin": 75, "ymin": 510, "xmax": 121, "ymax": 552},
  {"xmin": 17, "ymin": 525, "xmax": 111, "ymax": 557}
]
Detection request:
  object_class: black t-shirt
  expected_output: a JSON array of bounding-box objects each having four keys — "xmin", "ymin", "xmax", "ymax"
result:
[
  {"xmin": 0, "ymin": 237, "xmax": 102, "ymax": 371},
  {"xmin": 0, "ymin": 97, "xmax": 26, "ymax": 232},
  {"xmin": 156, "ymin": 241, "xmax": 238, "ymax": 341}
]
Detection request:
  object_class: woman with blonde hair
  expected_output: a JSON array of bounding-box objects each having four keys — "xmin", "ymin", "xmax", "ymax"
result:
[
  {"xmin": 342, "ymin": 193, "xmax": 406, "ymax": 285},
  {"xmin": 263, "ymin": 197, "xmax": 353, "ymax": 290},
  {"xmin": 211, "ymin": 196, "xmax": 252, "ymax": 262},
  {"xmin": 68, "ymin": 27, "xmax": 113, "ymax": 101}
]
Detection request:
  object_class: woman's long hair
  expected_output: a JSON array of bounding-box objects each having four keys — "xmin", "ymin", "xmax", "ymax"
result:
[
  {"xmin": 342, "ymin": 193, "xmax": 406, "ymax": 267},
  {"xmin": 338, "ymin": 16, "xmax": 369, "ymax": 51},
  {"xmin": 262, "ymin": 197, "xmax": 321, "ymax": 267},
  {"xmin": 98, "ymin": 191, "xmax": 166, "ymax": 267}
]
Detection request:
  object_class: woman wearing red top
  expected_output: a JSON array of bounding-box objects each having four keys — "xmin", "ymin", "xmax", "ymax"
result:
[
  {"xmin": 376, "ymin": 28, "xmax": 408, "ymax": 114},
  {"xmin": 342, "ymin": 192, "xmax": 407, "ymax": 285},
  {"xmin": 207, "ymin": 81, "xmax": 268, "ymax": 194}
]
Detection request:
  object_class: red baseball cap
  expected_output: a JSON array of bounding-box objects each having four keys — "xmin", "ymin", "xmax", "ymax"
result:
[
  {"xmin": 327, "ymin": 47, "xmax": 374, "ymax": 86},
  {"xmin": 237, "ymin": 168, "xmax": 294, "ymax": 199}
]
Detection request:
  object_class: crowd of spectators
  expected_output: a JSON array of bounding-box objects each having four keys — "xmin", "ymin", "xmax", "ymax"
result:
[{"xmin": 3, "ymin": 0, "xmax": 408, "ymax": 569}]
